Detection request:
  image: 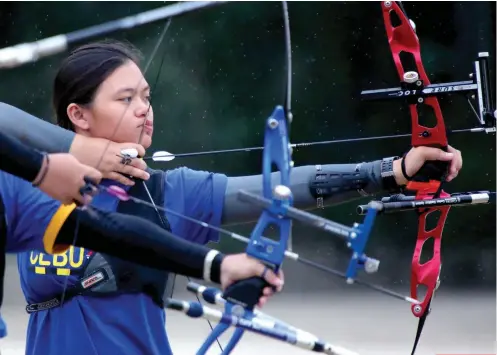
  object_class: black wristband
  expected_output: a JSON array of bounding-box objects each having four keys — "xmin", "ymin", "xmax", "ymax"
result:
[
  {"xmin": 380, "ymin": 156, "xmax": 401, "ymax": 192},
  {"xmin": 400, "ymin": 154, "xmax": 413, "ymax": 182},
  {"xmin": 210, "ymin": 253, "xmax": 224, "ymax": 284},
  {"xmin": 32, "ymin": 153, "xmax": 50, "ymax": 187}
]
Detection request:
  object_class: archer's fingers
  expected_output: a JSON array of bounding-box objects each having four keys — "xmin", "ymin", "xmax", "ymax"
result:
[
  {"xmin": 114, "ymin": 143, "xmax": 146, "ymax": 158},
  {"xmin": 446, "ymin": 161, "xmax": 459, "ymax": 182},
  {"xmin": 81, "ymin": 177, "xmax": 99, "ymax": 197},
  {"xmin": 259, "ymin": 266, "xmax": 284, "ymax": 292},
  {"xmin": 262, "ymin": 286, "xmax": 275, "ymax": 297},
  {"xmin": 71, "ymin": 193, "xmax": 85, "ymax": 207},
  {"xmin": 446, "ymin": 171, "xmax": 458, "ymax": 182},
  {"xmin": 420, "ymin": 147, "xmax": 454, "ymax": 162},
  {"xmin": 129, "ymin": 158, "xmax": 148, "ymax": 171},
  {"xmin": 257, "ymin": 296, "xmax": 269, "ymax": 308},
  {"xmin": 446, "ymin": 148, "xmax": 462, "ymax": 182},
  {"xmin": 451, "ymin": 147, "xmax": 463, "ymax": 170},
  {"xmin": 104, "ymin": 172, "xmax": 135, "ymax": 186},
  {"xmin": 116, "ymin": 164, "xmax": 150, "ymax": 181},
  {"xmin": 83, "ymin": 167, "xmax": 103, "ymax": 185},
  {"xmin": 127, "ymin": 143, "xmax": 146, "ymax": 158},
  {"xmin": 82, "ymin": 194, "xmax": 94, "ymax": 206}
]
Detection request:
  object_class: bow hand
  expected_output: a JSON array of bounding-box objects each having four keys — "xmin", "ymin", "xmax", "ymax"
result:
[
  {"xmin": 220, "ymin": 254, "xmax": 284, "ymax": 308},
  {"xmin": 223, "ymin": 276, "xmax": 271, "ymax": 311},
  {"xmin": 393, "ymin": 145, "xmax": 463, "ymax": 187}
]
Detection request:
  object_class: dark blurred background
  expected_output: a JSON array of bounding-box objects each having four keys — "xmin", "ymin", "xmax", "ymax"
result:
[{"xmin": 0, "ymin": 1, "xmax": 495, "ymax": 292}]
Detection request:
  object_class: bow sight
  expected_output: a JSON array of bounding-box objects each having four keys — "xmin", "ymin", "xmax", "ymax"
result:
[{"xmin": 361, "ymin": 51, "xmax": 496, "ymax": 134}]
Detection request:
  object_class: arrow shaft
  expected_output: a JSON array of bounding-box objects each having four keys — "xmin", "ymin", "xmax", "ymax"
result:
[{"xmin": 142, "ymin": 127, "xmax": 491, "ymax": 161}]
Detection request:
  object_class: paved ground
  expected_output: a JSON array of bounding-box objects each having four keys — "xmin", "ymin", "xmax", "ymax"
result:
[{"xmin": 1, "ymin": 256, "xmax": 495, "ymax": 355}]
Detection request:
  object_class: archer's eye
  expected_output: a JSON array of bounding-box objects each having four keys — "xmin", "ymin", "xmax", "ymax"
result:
[{"xmin": 120, "ymin": 97, "xmax": 133, "ymax": 104}]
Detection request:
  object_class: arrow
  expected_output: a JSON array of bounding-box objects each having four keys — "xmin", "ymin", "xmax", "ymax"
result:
[
  {"xmin": 134, "ymin": 126, "xmax": 491, "ymax": 163},
  {"xmin": 120, "ymin": 149, "xmax": 176, "ymax": 162}
]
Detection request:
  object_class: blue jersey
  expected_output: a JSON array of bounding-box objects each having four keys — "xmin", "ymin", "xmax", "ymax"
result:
[
  {"xmin": 0, "ymin": 171, "xmax": 67, "ymax": 338},
  {"xmin": 17, "ymin": 167, "xmax": 227, "ymax": 355}
]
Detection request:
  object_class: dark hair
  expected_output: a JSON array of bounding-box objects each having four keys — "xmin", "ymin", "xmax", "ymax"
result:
[{"xmin": 53, "ymin": 40, "xmax": 143, "ymax": 130}]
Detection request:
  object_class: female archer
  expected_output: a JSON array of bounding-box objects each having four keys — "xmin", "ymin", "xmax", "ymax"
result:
[
  {"xmin": 4, "ymin": 40, "xmax": 463, "ymax": 355},
  {"xmin": 0, "ymin": 130, "xmax": 282, "ymax": 341}
]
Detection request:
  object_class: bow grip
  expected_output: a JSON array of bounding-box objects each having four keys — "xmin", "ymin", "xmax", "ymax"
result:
[
  {"xmin": 410, "ymin": 160, "xmax": 448, "ymax": 184},
  {"xmin": 222, "ymin": 276, "xmax": 271, "ymax": 311},
  {"xmin": 407, "ymin": 146, "xmax": 449, "ymax": 190}
]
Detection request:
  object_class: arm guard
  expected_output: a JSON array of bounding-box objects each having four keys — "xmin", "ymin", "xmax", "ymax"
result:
[
  {"xmin": 0, "ymin": 102, "xmax": 74, "ymax": 153},
  {"xmin": 222, "ymin": 160, "xmax": 383, "ymax": 225},
  {"xmin": 309, "ymin": 161, "xmax": 381, "ymax": 205}
]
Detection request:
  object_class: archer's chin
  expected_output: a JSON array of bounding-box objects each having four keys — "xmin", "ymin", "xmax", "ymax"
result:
[{"xmin": 139, "ymin": 135, "xmax": 152, "ymax": 150}]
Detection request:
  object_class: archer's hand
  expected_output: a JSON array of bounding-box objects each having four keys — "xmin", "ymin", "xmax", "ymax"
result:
[
  {"xmin": 38, "ymin": 153, "xmax": 102, "ymax": 205},
  {"xmin": 70, "ymin": 135, "xmax": 149, "ymax": 186},
  {"xmin": 220, "ymin": 254, "xmax": 284, "ymax": 308},
  {"xmin": 393, "ymin": 145, "xmax": 463, "ymax": 186}
]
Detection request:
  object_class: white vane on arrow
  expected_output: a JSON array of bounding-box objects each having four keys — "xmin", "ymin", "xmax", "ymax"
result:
[
  {"xmin": 121, "ymin": 148, "xmax": 176, "ymax": 162},
  {"xmin": 148, "ymin": 151, "xmax": 175, "ymax": 162}
]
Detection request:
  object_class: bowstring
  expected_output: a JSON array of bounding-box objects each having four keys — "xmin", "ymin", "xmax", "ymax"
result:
[
  {"xmin": 121, "ymin": 3, "xmax": 294, "ymax": 351},
  {"xmin": 141, "ymin": 182, "xmax": 224, "ymax": 352},
  {"xmin": 282, "ymin": 1, "xmax": 292, "ymax": 122},
  {"xmin": 281, "ymin": 1, "xmax": 294, "ymax": 253},
  {"xmin": 138, "ymin": 21, "xmax": 224, "ymax": 352},
  {"xmin": 56, "ymin": 2, "xmax": 293, "ymax": 350}
]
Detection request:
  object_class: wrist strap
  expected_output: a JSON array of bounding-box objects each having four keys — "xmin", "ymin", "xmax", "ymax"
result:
[
  {"xmin": 32, "ymin": 153, "xmax": 50, "ymax": 187},
  {"xmin": 380, "ymin": 156, "xmax": 400, "ymax": 192},
  {"xmin": 400, "ymin": 153, "xmax": 413, "ymax": 181},
  {"xmin": 203, "ymin": 250, "xmax": 220, "ymax": 283}
]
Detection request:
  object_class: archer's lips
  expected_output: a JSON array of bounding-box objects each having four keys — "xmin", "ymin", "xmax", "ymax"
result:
[
  {"xmin": 143, "ymin": 125, "xmax": 153, "ymax": 135},
  {"xmin": 139, "ymin": 120, "xmax": 153, "ymax": 135}
]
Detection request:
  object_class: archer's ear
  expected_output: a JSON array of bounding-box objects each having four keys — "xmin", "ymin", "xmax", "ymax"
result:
[{"xmin": 66, "ymin": 103, "xmax": 90, "ymax": 131}]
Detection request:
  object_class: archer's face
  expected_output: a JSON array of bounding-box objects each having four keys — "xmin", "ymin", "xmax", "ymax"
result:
[{"xmin": 76, "ymin": 60, "xmax": 154, "ymax": 149}]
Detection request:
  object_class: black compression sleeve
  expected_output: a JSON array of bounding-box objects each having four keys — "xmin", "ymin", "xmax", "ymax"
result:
[
  {"xmin": 0, "ymin": 102, "xmax": 74, "ymax": 153},
  {"xmin": 0, "ymin": 131, "xmax": 44, "ymax": 182},
  {"xmin": 55, "ymin": 207, "xmax": 224, "ymax": 284}
]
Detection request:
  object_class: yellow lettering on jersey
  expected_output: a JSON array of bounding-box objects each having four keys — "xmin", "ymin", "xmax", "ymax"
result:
[
  {"xmin": 53, "ymin": 253, "xmax": 68, "ymax": 267},
  {"xmin": 38, "ymin": 254, "xmax": 50, "ymax": 266},
  {"xmin": 30, "ymin": 252, "xmax": 39, "ymax": 264},
  {"xmin": 28, "ymin": 246, "xmax": 87, "ymax": 276},
  {"xmin": 69, "ymin": 247, "xmax": 84, "ymax": 268},
  {"xmin": 57, "ymin": 268, "xmax": 70, "ymax": 276}
]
